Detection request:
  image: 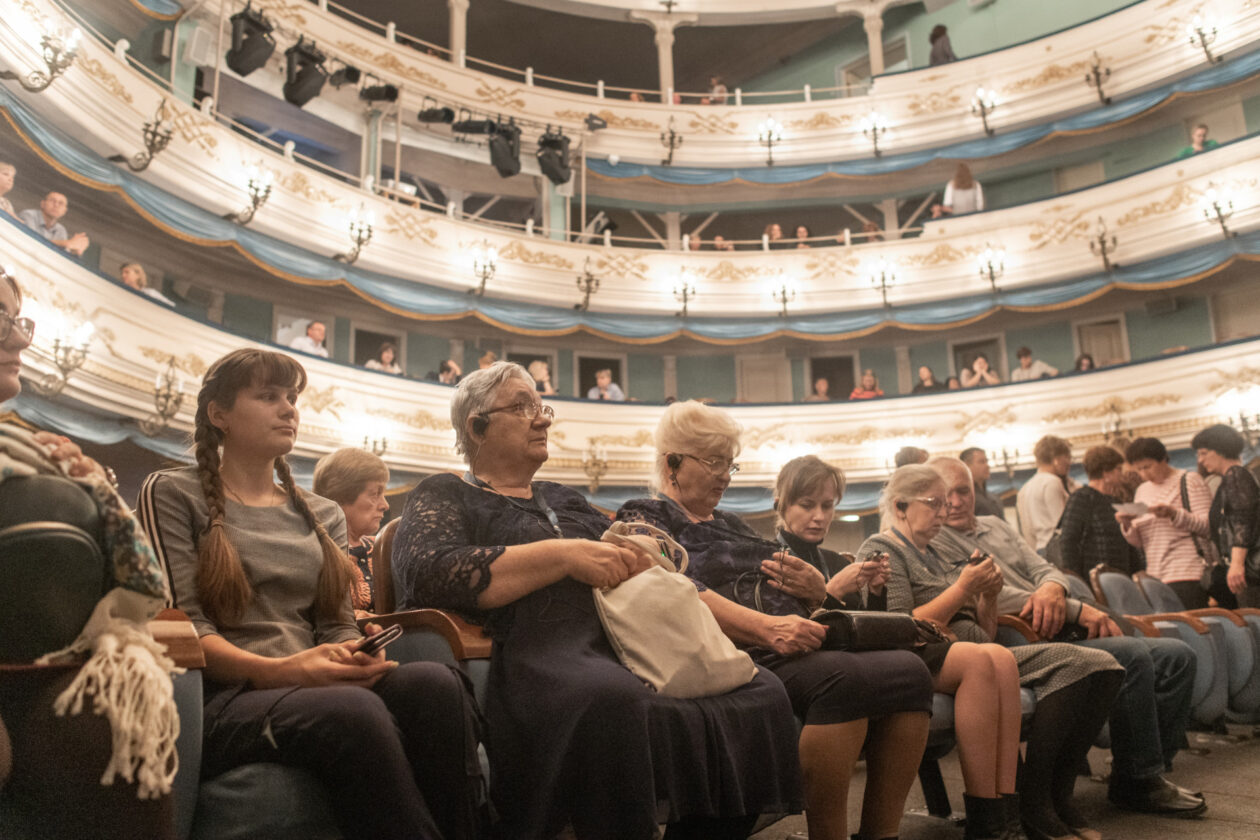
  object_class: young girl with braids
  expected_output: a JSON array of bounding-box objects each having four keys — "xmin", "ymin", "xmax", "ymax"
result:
[{"xmin": 137, "ymin": 348, "xmax": 482, "ymax": 840}]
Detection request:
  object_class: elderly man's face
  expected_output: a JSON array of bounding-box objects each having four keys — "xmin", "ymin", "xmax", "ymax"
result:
[
  {"xmin": 936, "ymin": 462, "xmax": 977, "ymax": 530},
  {"xmin": 481, "ymin": 378, "xmax": 552, "ymax": 466},
  {"xmin": 40, "ymin": 192, "xmax": 67, "ymax": 222}
]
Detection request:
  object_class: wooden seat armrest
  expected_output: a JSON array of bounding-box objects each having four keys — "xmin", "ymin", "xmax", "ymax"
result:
[
  {"xmin": 1235, "ymin": 608, "xmax": 1260, "ymax": 619},
  {"xmin": 149, "ymin": 609, "xmax": 206, "ymax": 669},
  {"xmin": 1187, "ymin": 607, "xmax": 1247, "ymax": 626},
  {"xmin": 1123, "ymin": 616, "xmax": 1162, "ymax": 637},
  {"xmin": 997, "ymin": 614, "xmax": 1040, "ymax": 641},
  {"xmin": 1139, "ymin": 612, "xmax": 1211, "ymax": 633},
  {"xmin": 366, "ymin": 609, "xmax": 492, "ymax": 660}
]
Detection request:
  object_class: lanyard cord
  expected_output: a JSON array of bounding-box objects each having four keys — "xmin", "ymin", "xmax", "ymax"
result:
[{"xmin": 464, "ymin": 471, "xmax": 564, "ymax": 538}]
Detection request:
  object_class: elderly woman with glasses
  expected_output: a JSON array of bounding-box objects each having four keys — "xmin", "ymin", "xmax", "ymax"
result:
[
  {"xmin": 391, "ymin": 363, "xmax": 802, "ymax": 840},
  {"xmin": 617, "ymin": 401, "xmax": 934, "ymax": 840}
]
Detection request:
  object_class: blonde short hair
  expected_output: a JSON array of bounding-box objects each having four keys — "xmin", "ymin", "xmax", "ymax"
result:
[
  {"xmin": 652, "ymin": 400, "xmax": 741, "ymax": 492},
  {"xmin": 878, "ymin": 465, "xmax": 945, "ymax": 530},
  {"xmin": 121, "ymin": 262, "xmax": 148, "ymax": 289},
  {"xmin": 313, "ymin": 448, "xmax": 389, "ymax": 505}
]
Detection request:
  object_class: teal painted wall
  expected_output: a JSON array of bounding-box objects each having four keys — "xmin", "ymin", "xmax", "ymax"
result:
[
  {"xmin": 222, "ymin": 293, "xmax": 272, "ymax": 342},
  {"xmin": 1098, "ymin": 124, "xmax": 1186, "ymax": 181},
  {"xmin": 1003, "ymin": 322, "xmax": 1074, "ymax": 374},
  {"xmin": 676, "ymin": 355, "xmax": 737, "ymax": 403},
  {"xmin": 857, "ymin": 346, "xmax": 898, "ymax": 397},
  {"xmin": 984, "ymin": 170, "xmax": 1056, "ymax": 212},
  {"xmin": 1243, "ymin": 93, "xmax": 1260, "ymax": 133},
  {"xmin": 332, "ymin": 317, "xmax": 352, "ymax": 364},
  {"xmin": 406, "ymin": 332, "xmax": 449, "ymax": 379},
  {"xmin": 555, "ymin": 349, "xmax": 574, "ymax": 397},
  {"xmin": 790, "ymin": 357, "xmax": 806, "ymax": 401},
  {"xmin": 908, "ymin": 340, "xmax": 948, "ymax": 389},
  {"xmin": 464, "ymin": 339, "xmax": 503, "ymax": 373},
  {"xmin": 1123, "ymin": 297, "xmax": 1213, "ymax": 360},
  {"xmin": 628, "ymin": 354, "xmax": 665, "ymax": 402}
]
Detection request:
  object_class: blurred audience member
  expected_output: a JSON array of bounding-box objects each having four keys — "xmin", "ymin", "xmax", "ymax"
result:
[
  {"xmin": 288, "ymin": 319, "xmax": 329, "ymax": 358},
  {"xmin": 861, "ymin": 220, "xmax": 884, "ymax": 242},
  {"xmin": 935, "ymin": 164, "xmax": 984, "ymax": 218},
  {"xmin": 929, "ymin": 24, "xmax": 957, "ymax": 65},
  {"xmin": 946, "ymin": 376, "xmax": 962, "ymax": 390},
  {"xmin": 628, "ymin": 91, "xmax": 644, "ymax": 103},
  {"xmin": 895, "ymin": 446, "xmax": 929, "ymax": 468},
  {"xmin": 0, "ymin": 161, "xmax": 14, "ymax": 216},
  {"xmin": 708, "ymin": 75, "xmax": 728, "ymax": 105},
  {"xmin": 804, "ymin": 376, "xmax": 831, "ymax": 402},
  {"xmin": 528, "ymin": 359, "xmax": 557, "ymax": 395},
  {"xmin": 912, "ymin": 365, "xmax": 945, "ymax": 393},
  {"xmin": 1176, "ymin": 123, "xmax": 1219, "ymax": 159},
  {"xmin": 365, "ymin": 342, "xmax": 403, "ymax": 375},
  {"xmin": 794, "ymin": 225, "xmax": 812, "ymax": 248},
  {"xmin": 426, "ymin": 358, "xmax": 462, "ymax": 385},
  {"xmin": 763, "ymin": 222, "xmax": 785, "ymax": 250},
  {"xmin": 712, "ymin": 235, "xmax": 735, "ymax": 251},
  {"xmin": 1010, "ymin": 346, "xmax": 1059, "ymax": 382},
  {"xmin": 961, "ymin": 447, "xmax": 1005, "ymax": 518},
  {"xmin": 1192, "ymin": 424, "xmax": 1257, "ymax": 608},
  {"xmin": 687, "ymin": 235, "xmax": 703, "ymax": 251},
  {"xmin": 478, "ymin": 350, "xmax": 498, "ymax": 369},
  {"xmin": 120, "ymin": 262, "xmax": 174, "ymax": 306},
  {"xmin": 849, "ymin": 369, "xmax": 884, "ymax": 400},
  {"xmin": 586, "ymin": 368, "xmax": 625, "ymax": 401},
  {"xmin": 961, "ymin": 354, "xmax": 1000, "ymax": 388},
  {"xmin": 313, "ymin": 447, "xmax": 390, "ymax": 616},
  {"xmin": 1017, "ymin": 435, "xmax": 1077, "ymax": 552},
  {"xmin": 1074, "ymin": 354, "xmax": 1096, "ymax": 372},
  {"xmin": 19, "ymin": 192, "xmax": 90, "ymax": 255}
]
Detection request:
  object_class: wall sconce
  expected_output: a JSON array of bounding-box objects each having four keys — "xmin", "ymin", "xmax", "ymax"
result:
[
  {"xmin": 868, "ymin": 259, "xmax": 896, "ymax": 308},
  {"xmin": 1187, "ymin": 15, "xmax": 1222, "ymax": 64},
  {"xmin": 363, "ymin": 435, "xmax": 388, "ymax": 456},
  {"xmin": 1101, "ymin": 405, "xmax": 1129, "ymax": 444},
  {"xmin": 573, "ymin": 256, "xmax": 600, "ymax": 311},
  {"xmin": 660, "ymin": 115, "xmax": 683, "ymax": 166},
  {"xmin": 977, "ymin": 244, "xmax": 1005, "ymax": 292},
  {"xmin": 33, "ymin": 319, "xmax": 94, "ymax": 396},
  {"xmin": 109, "ymin": 99, "xmax": 174, "ymax": 172},
  {"xmin": 1084, "ymin": 51, "xmax": 1111, "ymax": 106},
  {"xmin": 223, "ymin": 164, "xmax": 274, "ymax": 225},
  {"xmin": 859, "ymin": 112, "xmax": 889, "ymax": 157},
  {"xmin": 1200, "ymin": 185, "xmax": 1236, "ymax": 238},
  {"xmin": 334, "ymin": 205, "xmax": 374, "ymax": 264},
  {"xmin": 469, "ymin": 240, "xmax": 497, "ymax": 296},
  {"xmin": 1217, "ymin": 388, "xmax": 1260, "ymax": 449},
  {"xmin": 138, "ymin": 356, "xmax": 184, "ymax": 435},
  {"xmin": 970, "ymin": 87, "xmax": 998, "ymax": 136},
  {"xmin": 0, "ymin": 21, "xmax": 80, "ymax": 92},
  {"xmin": 758, "ymin": 116, "xmax": 783, "ymax": 166},
  {"xmin": 990, "ymin": 447, "xmax": 1019, "ymax": 481},
  {"xmin": 772, "ymin": 282, "xmax": 795, "ymax": 318},
  {"xmin": 583, "ymin": 444, "xmax": 608, "ymax": 492},
  {"xmin": 1089, "ymin": 217, "xmax": 1119, "ymax": 272},
  {"xmin": 674, "ymin": 275, "xmax": 695, "ymax": 318}
]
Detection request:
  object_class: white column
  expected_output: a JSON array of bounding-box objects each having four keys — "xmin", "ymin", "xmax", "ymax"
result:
[
  {"xmin": 630, "ymin": 11, "xmax": 698, "ymax": 101},
  {"xmin": 448, "ymin": 0, "xmax": 470, "ymax": 64},
  {"xmin": 863, "ymin": 9, "xmax": 885, "ymax": 77}
]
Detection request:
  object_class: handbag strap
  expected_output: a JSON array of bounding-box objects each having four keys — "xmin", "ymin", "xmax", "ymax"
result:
[{"xmin": 1179, "ymin": 472, "xmax": 1190, "ymax": 512}]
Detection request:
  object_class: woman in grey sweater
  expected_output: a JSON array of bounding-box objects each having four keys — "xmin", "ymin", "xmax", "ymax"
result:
[{"xmin": 138, "ymin": 348, "xmax": 481, "ymax": 840}]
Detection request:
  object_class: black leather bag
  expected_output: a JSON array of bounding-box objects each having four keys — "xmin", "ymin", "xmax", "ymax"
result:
[{"xmin": 810, "ymin": 609, "xmax": 946, "ymax": 652}]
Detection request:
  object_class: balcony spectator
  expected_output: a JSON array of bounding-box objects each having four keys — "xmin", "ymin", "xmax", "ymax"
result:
[
  {"xmin": 946, "ymin": 375, "xmax": 962, "ymax": 390},
  {"xmin": 1074, "ymin": 354, "xmax": 1096, "ymax": 372},
  {"xmin": 849, "ymin": 369, "xmax": 883, "ymax": 400},
  {"xmin": 528, "ymin": 359, "xmax": 556, "ymax": 395},
  {"xmin": 961, "ymin": 447, "xmax": 1005, "ymax": 519},
  {"xmin": 960, "ymin": 354, "xmax": 1000, "ymax": 388},
  {"xmin": 628, "ymin": 91, "xmax": 644, "ymax": 103},
  {"xmin": 804, "ymin": 376, "xmax": 831, "ymax": 402},
  {"xmin": 0, "ymin": 161, "xmax": 14, "ymax": 216},
  {"xmin": 763, "ymin": 222, "xmax": 786, "ymax": 250},
  {"xmin": 120, "ymin": 262, "xmax": 174, "ymax": 306},
  {"xmin": 586, "ymin": 368, "xmax": 625, "ymax": 401},
  {"xmin": 935, "ymin": 164, "xmax": 984, "ymax": 219},
  {"xmin": 478, "ymin": 350, "xmax": 498, "ymax": 369},
  {"xmin": 18, "ymin": 192, "xmax": 90, "ymax": 256},
  {"xmin": 707, "ymin": 75, "xmax": 728, "ymax": 105},
  {"xmin": 928, "ymin": 24, "xmax": 957, "ymax": 66},
  {"xmin": 912, "ymin": 365, "xmax": 945, "ymax": 393},
  {"xmin": 861, "ymin": 220, "xmax": 884, "ymax": 242},
  {"xmin": 288, "ymin": 319, "xmax": 329, "ymax": 358},
  {"xmin": 365, "ymin": 342, "xmax": 403, "ymax": 375},
  {"xmin": 1176, "ymin": 123, "xmax": 1219, "ymax": 159},
  {"xmin": 1010, "ymin": 346, "xmax": 1059, "ymax": 382},
  {"xmin": 426, "ymin": 358, "xmax": 462, "ymax": 385},
  {"xmin": 687, "ymin": 234, "xmax": 703, "ymax": 251},
  {"xmin": 712, "ymin": 234, "xmax": 735, "ymax": 251}
]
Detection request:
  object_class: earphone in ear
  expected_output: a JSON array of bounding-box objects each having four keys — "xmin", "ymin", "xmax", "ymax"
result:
[
  {"xmin": 472, "ymin": 415, "xmax": 489, "ymax": 436},
  {"xmin": 896, "ymin": 500, "xmax": 909, "ymax": 512},
  {"xmin": 666, "ymin": 454, "xmax": 682, "ymax": 470}
]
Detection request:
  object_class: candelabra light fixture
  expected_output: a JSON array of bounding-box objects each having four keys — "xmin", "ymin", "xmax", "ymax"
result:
[
  {"xmin": 772, "ymin": 282, "xmax": 795, "ymax": 318},
  {"xmin": 977, "ymin": 244, "xmax": 1005, "ymax": 292},
  {"xmin": 859, "ymin": 111, "xmax": 889, "ymax": 157},
  {"xmin": 573, "ymin": 257, "xmax": 601, "ymax": 311},
  {"xmin": 1187, "ymin": 15, "xmax": 1222, "ymax": 64},
  {"xmin": 1089, "ymin": 217, "xmax": 1119, "ymax": 272},
  {"xmin": 363, "ymin": 434, "xmax": 388, "ymax": 456},
  {"xmin": 109, "ymin": 99, "xmax": 174, "ymax": 172},
  {"xmin": 868, "ymin": 259, "xmax": 897, "ymax": 308},
  {"xmin": 583, "ymin": 444, "xmax": 608, "ymax": 492},
  {"xmin": 757, "ymin": 116, "xmax": 783, "ymax": 166},
  {"xmin": 334, "ymin": 205, "xmax": 374, "ymax": 264},
  {"xmin": 660, "ymin": 115, "xmax": 683, "ymax": 166},
  {"xmin": 33, "ymin": 319, "xmax": 94, "ymax": 396},
  {"xmin": 0, "ymin": 21, "xmax": 80, "ymax": 92},
  {"xmin": 1215, "ymin": 387, "xmax": 1260, "ymax": 450},
  {"xmin": 991, "ymin": 447, "xmax": 1019, "ymax": 481},
  {"xmin": 223, "ymin": 164, "xmax": 274, "ymax": 225},
  {"xmin": 138, "ymin": 356, "xmax": 184, "ymax": 435},
  {"xmin": 467, "ymin": 240, "xmax": 497, "ymax": 296},
  {"xmin": 674, "ymin": 275, "xmax": 696, "ymax": 318},
  {"xmin": 1200, "ymin": 185, "xmax": 1236, "ymax": 238},
  {"xmin": 1085, "ymin": 51, "xmax": 1111, "ymax": 106},
  {"xmin": 970, "ymin": 87, "xmax": 999, "ymax": 136},
  {"xmin": 1101, "ymin": 404, "xmax": 1129, "ymax": 444}
]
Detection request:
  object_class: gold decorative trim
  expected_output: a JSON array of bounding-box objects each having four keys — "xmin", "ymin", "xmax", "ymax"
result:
[
  {"xmin": 473, "ymin": 81, "xmax": 526, "ymax": 110},
  {"xmin": 685, "ymin": 112, "xmax": 738, "ymax": 135},
  {"xmin": 139, "ymin": 347, "xmax": 207, "ymax": 379},
  {"xmin": 742, "ymin": 424, "xmax": 787, "ymax": 448},
  {"xmin": 1028, "ymin": 207, "xmax": 1091, "ymax": 249},
  {"xmin": 302, "ymin": 385, "xmax": 345, "ymax": 419},
  {"xmin": 276, "ymin": 170, "xmax": 342, "ymax": 206},
  {"xmin": 334, "ymin": 42, "xmax": 447, "ymax": 89},
  {"xmin": 1042, "ymin": 394, "xmax": 1183, "ymax": 423},
  {"xmin": 1114, "ymin": 183, "xmax": 1200, "ymax": 227},
  {"xmin": 907, "ymin": 88, "xmax": 963, "ymax": 117},
  {"xmin": 785, "ymin": 112, "xmax": 853, "ymax": 132},
  {"xmin": 1211, "ymin": 366, "xmax": 1260, "ymax": 394},
  {"xmin": 381, "ymin": 210, "xmax": 438, "ymax": 244},
  {"xmin": 1142, "ymin": 6, "xmax": 1207, "ymax": 45},
  {"xmin": 253, "ymin": 0, "xmax": 309, "ymax": 26},
  {"xmin": 810, "ymin": 426, "xmax": 932, "ymax": 446},
  {"xmin": 368, "ymin": 407, "xmax": 452, "ymax": 432},
  {"xmin": 593, "ymin": 252, "xmax": 650, "ymax": 281},
  {"xmin": 76, "ymin": 57, "xmax": 134, "ymax": 106},
  {"xmin": 702, "ymin": 260, "xmax": 782, "ymax": 283},
  {"xmin": 1002, "ymin": 58, "xmax": 1094, "ymax": 96},
  {"xmin": 555, "ymin": 109, "xmax": 658, "ymax": 131},
  {"xmin": 588, "ymin": 430, "xmax": 654, "ymax": 448},
  {"xmin": 954, "ymin": 407, "xmax": 1017, "ymax": 434},
  {"xmin": 804, "ymin": 252, "xmax": 860, "ymax": 281},
  {"xmin": 900, "ymin": 243, "xmax": 980, "ymax": 268}
]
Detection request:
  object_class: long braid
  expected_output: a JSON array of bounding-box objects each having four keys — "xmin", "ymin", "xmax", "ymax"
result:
[
  {"xmin": 274, "ymin": 457, "xmax": 354, "ymax": 621},
  {"xmin": 192, "ymin": 409, "xmax": 252, "ymax": 624}
]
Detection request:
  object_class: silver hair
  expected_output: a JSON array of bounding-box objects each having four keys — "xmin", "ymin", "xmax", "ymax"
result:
[
  {"xmin": 450, "ymin": 361, "xmax": 535, "ymax": 460},
  {"xmin": 878, "ymin": 464, "xmax": 946, "ymax": 531},
  {"xmin": 651, "ymin": 400, "xmax": 741, "ymax": 493}
]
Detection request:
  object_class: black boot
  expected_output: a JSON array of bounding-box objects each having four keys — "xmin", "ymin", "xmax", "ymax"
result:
[
  {"xmin": 1000, "ymin": 794, "xmax": 1032, "ymax": 840},
  {"xmin": 963, "ymin": 794, "xmax": 1003, "ymax": 840}
]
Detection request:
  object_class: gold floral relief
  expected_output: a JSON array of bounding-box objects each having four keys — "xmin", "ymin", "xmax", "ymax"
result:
[
  {"xmin": 589, "ymin": 430, "xmax": 654, "ymax": 448},
  {"xmin": 703, "ymin": 260, "xmax": 781, "ymax": 283},
  {"xmin": 685, "ymin": 112, "xmax": 739, "ymax": 135},
  {"xmin": 1028, "ymin": 209, "xmax": 1092, "ymax": 249},
  {"xmin": 474, "ymin": 81, "xmax": 527, "ymax": 110},
  {"xmin": 167, "ymin": 110, "xmax": 219, "ymax": 158},
  {"xmin": 900, "ymin": 243, "xmax": 979, "ymax": 268},
  {"xmin": 554, "ymin": 109, "xmax": 658, "ymax": 131},
  {"xmin": 805, "ymin": 252, "xmax": 859, "ymax": 281},
  {"xmin": 253, "ymin": 0, "xmax": 308, "ymax": 26},
  {"xmin": 75, "ymin": 56, "xmax": 134, "ymax": 105},
  {"xmin": 496, "ymin": 240, "xmax": 574, "ymax": 270},
  {"xmin": 138, "ymin": 347, "xmax": 207, "ymax": 379},
  {"xmin": 1142, "ymin": 5, "xmax": 1207, "ymax": 45},
  {"xmin": 742, "ymin": 424, "xmax": 787, "ymax": 448},
  {"xmin": 593, "ymin": 252, "xmax": 650, "ymax": 281},
  {"xmin": 954, "ymin": 406, "xmax": 1017, "ymax": 434},
  {"xmin": 369, "ymin": 407, "xmax": 452, "ymax": 432},
  {"xmin": 906, "ymin": 88, "xmax": 963, "ymax": 117},
  {"xmin": 785, "ymin": 112, "xmax": 853, "ymax": 132},
  {"xmin": 381, "ymin": 210, "xmax": 438, "ymax": 244},
  {"xmin": 810, "ymin": 426, "xmax": 932, "ymax": 446},
  {"xmin": 1211, "ymin": 366, "xmax": 1260, "ymax": 393},
  {"xmin": 276, "ymin": 170, "xmax": 342, "ymax": 206},
  {"xmin": 301, "ymin": 385, "xmax": 345, "ymax": 419},
  {"xmin": 1114, "ymin": 183, "xmax": 1201, "ymax": 227},
  {"xmin": 1001, "ymin": 58, "xmax": 1094, "ymax": 96},
  {"xmin": 334, "ymin": 42, "xmax": 446, "ymax": 89},
  {"xmin": 1042, "ymin": 394, "xmax": 1183, "ymax": 424}
]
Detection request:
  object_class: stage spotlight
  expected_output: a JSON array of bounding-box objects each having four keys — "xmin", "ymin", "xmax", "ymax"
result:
[
  {"xmin": 418, "ymin": 96, "xmax": 455, "ymax": 124},
  {"xmin": 584, "ymin": 113, "xmax": 608, "ymax": 132},
  {"xmin": 359, "ymin": 83, "xmax": 398, "ymax": 102},
  {"xmin": 226, "ymin": 4, "xmax": 274, "ymax": 78},
  {"xmin": 452, "ymin": 109, "xmax": 495, "ymax": 134},
  {"xmin": 283, "ymin": 38, "xmax": 327, "ymax": 108},
  {"xmin": 328, "ymin": 64, "xmax": 361, "ymax": 88},
  {"xmin": 536, "ymin": 126, "xmax": 572, "ymax": 185},
  {"xmin": 489, "ymin": 118, "xmax": 521, "ymax": 178}
]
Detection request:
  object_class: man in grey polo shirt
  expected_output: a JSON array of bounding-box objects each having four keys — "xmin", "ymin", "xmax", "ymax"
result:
[{"xmin": 19, "ymin": 191, "xmax": 90, "ymax": 255}]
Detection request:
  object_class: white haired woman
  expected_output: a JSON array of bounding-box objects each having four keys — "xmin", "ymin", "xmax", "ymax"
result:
[
  {"xmin": 391, "ymin": 363, "xmax": 802, "ymax": 840},
  {"xmin": 313, "ymin": 447, "xmax": 390, "ymax": 615},
  {"xmin": 617, "ymin": 401, "xmax": 934, "ymax": 840}
]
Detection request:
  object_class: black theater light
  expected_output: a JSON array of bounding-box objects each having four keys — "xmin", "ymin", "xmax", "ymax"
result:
[
  {"xmin": 488, "ymin": 118, "xmax": 521, "ymax": 178},
  {"xmin": 226, "ymin": 4, "xmax": 274, "ymax": 78},
  {"xmin": 536, "ymin": 126, "xmax": 572, "ymax": 185},
  {"xmin": 452, "ymin": 109, "xmax": 495, "ymax": 135},
  {"xmin": 328, "ymin": 64, "xmax": 361, "ymax": 88},
  {"xmin": 283, "ymin": 38, "xmax": 327, "ymax": 108},
  {"xmin": 418, "ymin": 96, "xmax": 455, "ymax": 124},
  {"xmin": 584, "ymin": 113, "xmax": 608, "ymax": 132},
  {"xmin": 359, "ymin": 83, "xmax": 399, "ymax": 103}
]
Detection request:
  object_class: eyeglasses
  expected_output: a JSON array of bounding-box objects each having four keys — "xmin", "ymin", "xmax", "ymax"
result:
[
  {"xmin": 482, "ymin": 400, "xmax": 555, "ymax": 422},
  {"xmin": 684, "ymin": 453, "xmax": 740, "ymax": 475},
  {"xmin": 0, "ymin": 311, "xmax": 34, "ymax": 347},
  {"xmin": 912, "ymin": 496, "xmax": 945, "ymax": 511}
]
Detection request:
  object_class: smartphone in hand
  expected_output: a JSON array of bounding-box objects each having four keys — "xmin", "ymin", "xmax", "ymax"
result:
[{"xmin": 356, "ymin": 624, "xmax": 403, "ymax": 657}]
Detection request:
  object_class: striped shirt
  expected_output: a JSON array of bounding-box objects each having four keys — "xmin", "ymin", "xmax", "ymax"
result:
[{"xmin": 1121, "ymin": 469, "xmax": 1211, "ymax": 583}]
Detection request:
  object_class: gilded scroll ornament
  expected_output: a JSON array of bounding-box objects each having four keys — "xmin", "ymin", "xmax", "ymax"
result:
[
  {"xmin": 954, "ymin": 406, "xmax": 1018, "ymax": 434},
  {"xmin": 76, "ymin": 57, "xmax": 134, "ymax": 105},
  {"xmin": 588, "ymin": 430, "xmax": 654, "ymax": 448},
  {"xmin": 1028, "ymin": 208, "xmax": 1092, "ymax": 249},
  {"xmin": 381, "ymin": 210, "xmax": 438, "ymax": 244},
  {"xmin": 785, "ymin": 113, "xmax": 853, "ymax": 132},
  {"xmin": 496, "ymin": 240, "xmax": 574, "ymax": 270},
  {"xmin": 899, "ymin": 243, "xmax": 978, "ymax": 268},
  {"xmin": 1001, "ymin": 58, "xmax": 1094, "ymax": 96},
  {"xmin": 474, "ymin": 81, "xmax": 527, "ymax": 110},
  {"xmin": 369, "ymin": 407, "xmax": 451, "ymax": 432},
  {"xmin": 685, "ymin": 112, "xmax": 739, "ymax": 135},
  {"xmin": 1042, "ymin": 394, "xmax": 1183, "ymax": 423},
  {"xmin": 810, "ymin": 426, "xmax": 932, "ymax": 446},
  {"xmin": 907, "ymin": 88, "xmax": 963, "ymax": 116},
  {"xmin": 593, "ymin": 252, "xmax": 650, "ymax": 280},
  {"xmin": 1114, "ymin": 183, "xmax": 1200, "ymax": 227},
  {"xmin": 805, "ymin": 252, "xmax": 859, "ymax": 281},
  {"xmin": 252, "ymin": 0, "xmax": 308, "ymax": 25},
  {"xmin": 742, "ymin": 425, "xmax": 788, "ymax": 448},
  {"xmin": 554, "ymin": 109, "xmax": 658, "ymax": 131},
  {"xmin": 703, "ymin": 260, "xmax": 781, "ymax": 283},
  {"xmin": 301, "ymin": 385, "xmax": 345, "ymax": 419},
  {"xmin": 1142, "ymin": 6, "xmax": 1208, "ymax": 45},
  {"xmin": 334, "ymin": 42, "xmax": 446, "ymax": 88},
  {"xmin": 276, "ymin": 171, "xmax": 342, "ymax": 206},
  {"xmin": 1211, "ymin": 366, "xmax": 1260, "ymax": 393},
  {"xmin": 139, "ymin": 347, "xmax": 207, "ymax": 378}
]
